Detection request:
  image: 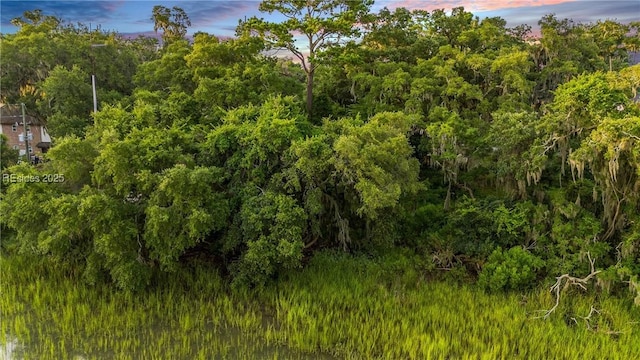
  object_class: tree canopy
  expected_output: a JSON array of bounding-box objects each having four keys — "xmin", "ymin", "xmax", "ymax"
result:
[{"xmin": 1, "ymin": 4, "xmax": 639, "ymax": 305}]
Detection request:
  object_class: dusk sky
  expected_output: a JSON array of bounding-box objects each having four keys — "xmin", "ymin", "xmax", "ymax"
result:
[{"xmin": 1, "ymin": 1, "xmax": 638, "ymax": 39}]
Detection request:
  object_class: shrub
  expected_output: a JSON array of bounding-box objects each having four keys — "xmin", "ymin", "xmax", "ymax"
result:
[{"xmin": 478, "ymin": 246, "xmax": 544, "ymax": 292}]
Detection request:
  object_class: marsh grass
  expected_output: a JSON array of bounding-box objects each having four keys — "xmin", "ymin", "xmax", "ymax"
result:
[
  {"xmin": 0, "ymin": 256, "xmax": 331, "ymax": 360},
  {"xmin": 259, "ymin": 251, "xmax": 640, "ymax": 359},
  {"xmin": 1, "ymin": 251, "xmax": 639, "ymax": 359}
]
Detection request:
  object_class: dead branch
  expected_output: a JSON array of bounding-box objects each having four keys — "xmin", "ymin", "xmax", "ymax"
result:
[
  {"xmin": 538, "ymin": 252, "xmax": 601, "ymax": 320},
  {"xmin": 570, "ymin": 306, "xmax": 599, "ymax": 330},
  {"xmin": 570, "ymin": 306, "xmax": 626, "ymax": 335},
  {"xmin": 622, "ymin": 131, "xmax": 640, "ymax": 142},
  {"xmin": 303, "ymin": 235, "xmax": 319, "ymax": 250}
]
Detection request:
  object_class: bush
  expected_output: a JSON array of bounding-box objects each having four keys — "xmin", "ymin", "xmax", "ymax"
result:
[
  {"xmin": 478, "ymin": 246, "xmax": 544, "ymax": 292},
  {"xmin": 231, "ymin": 191, "xmax": 307, "ymax": 288}
]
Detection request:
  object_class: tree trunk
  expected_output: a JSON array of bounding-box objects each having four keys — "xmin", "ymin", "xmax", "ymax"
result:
[{"xmin": 306, "ymin": 70, "xmax": 314, "ymax": 120}]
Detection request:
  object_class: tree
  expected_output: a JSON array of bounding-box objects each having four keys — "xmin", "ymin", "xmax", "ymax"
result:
[
  {"xmin": 9, "ymin": 9, "xmax": 60, "ymax": 32},
  {"xmin": 532, "ymin": 15, "xmax": 603, "ymax": 102},
  {"xmin": 232, "ymin": 191, "xmax": 307, "ymax": 287},
  {"xmin": 38, "ymin": 65, "xmax": 93, "ymax": 138},
  {"xmin": 590, "ymin": 20, "xmax": 630, "ymax": 71},
  {"xmin": 1, "ymin": 9, "xmax": 139, "ymax": 132},
  {"xmin": 185, "ymin": 33, "xmax": 304, "ymax": 115},
  {"xmin": 0, "ymin": 134, "xmax": 19, "ymax": 169},
  {"xmin": 151, "ymin": 6, "xmax": 191, "ymax": 46},
  {"xmin": 359, "ymin": 7, "xmax": 431, "ymax": 64},
  {"xmin": 286, "ymin": 112, "xmax": 423, "ymax": 249},
  {"xmin": 239, "ymin": 0, "xmax": 373, "ymax": 120},
  {"xmin": 1, "ymin": 10, "xmax": 62, "ymax": 106},
  {"xmin": 145, "ymin": 165, "xmax": 229, "ymax": 271},
  {"xmin": 133, "ymin": 40, "xmax": 194, "ymax": 94},
  {"xmin": 429, "ymin": 7, "xmax": 475, "ymax": 47},
  {"xmin": 528, "ymin": 71, "xmax": 630, "ymax": 187}
]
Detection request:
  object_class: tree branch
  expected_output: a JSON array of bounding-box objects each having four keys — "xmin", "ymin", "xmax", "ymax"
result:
[{"xmin": 537, "ymin": 252, "xmax": 601, "ymax": 319}]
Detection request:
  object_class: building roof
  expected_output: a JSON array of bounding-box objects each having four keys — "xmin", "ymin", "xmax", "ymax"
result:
[{"xmin": 0, "ymin": 104, "xmax": 44, "ymax": 126}]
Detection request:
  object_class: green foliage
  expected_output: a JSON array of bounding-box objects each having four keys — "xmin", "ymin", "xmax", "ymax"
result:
[
  {"xmin": 240, "ymin": 0, "xmax": 373, "ymax": 116},
  {"xmin": 1, "ymin": 10, "xmax": 138, "ymax": 123},
  {"xmin": 201, "ymin": 95, "xmax": 308, "ymax": 186},
  {"xmin": 533, "ymin": 14, "xmax": 605, "ymax": 101},
  {"xmin": 38, "ymin": 65, "xmax": 92, "ymax": 137},
  {"xmin": 535, "ymin": 189, "xmax": 608, "ymax": 276},
  {"xmin": 284, "ymin": 111, "xmax": 423, "ymax": 250},
  {"xmin": 0, "ymin": 164, "xmax": 60, "ymax": 254},
  {"xmin": 441, "ymin": 198, "xmax": 505, "ymax": 260},
  {"xmin": 151, "ymin": 6, "xmax": 191, "ymax": 46},
  {"xmin": 145, "ymin": 165, "xmax": 229, "ymax": 270},
  {"xmin": 92, "ymin": 125, "xmax": 195, "ymax": 196},
  {"xmin": 35, "ymin": 193, "xmax": 93, "ymax": 270},
  {"xmin": 2, "ymin": 6, "xmax": 640, "ymax": 304},
  {"xmin": 618, "ymin": 218, "xmax": 640, "ymax": 304},
  {"xmin": 0, "ymin": 134, "xmax": 19, "ymax": 169},
  {"xmin": 45, "ymin": 136, "xmax": 98, "ymax": 190},
  {"xmin": 478, "ymin": 247, "xmax": 544, "ymax": 292},
  {"xmin": 520, "ymin": 68, "xmax": 639, "ymax": 296},
  {"xmin": 332, "ymin": 112, "xmax": 423, "ymax": 218},
  {"xmin": 79, "ymin": 189, "xmax": 151, "ymax": 291},
  {"xmin": 233, "ymin": 192, "xmax": 306, "ymax": 287},
  {"xmin": 133, "ymin": 40, "xmax": 194, "ymax": 93},
  {"xmin": 187, "ymin": 33, "xmax": 303, "ymax": 115},
  {"xmin": 487, "ymin": 111, "xmax": 537, "ymax": 194}
]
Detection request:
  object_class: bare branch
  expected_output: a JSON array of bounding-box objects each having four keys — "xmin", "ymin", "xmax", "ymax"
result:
[
  {"xmin": 622, "ymin": 131, "xmax": 640, "ymax": 141},
  {"xmin": 304, "ymin": 235, "xmax": 319, "ymax": 249},
  {"xmin": 537, "ymin": 252, "xmax": 601, "ymax": 319},
  {"xmin": 570, "ymin": 306, "xmax": 600, "ymax": 330}
]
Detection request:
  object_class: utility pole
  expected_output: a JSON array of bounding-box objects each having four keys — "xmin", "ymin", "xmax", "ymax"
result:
[
  {"xmin": 21, "ymin": 103, "xmax": 30, "ymax": 162},
  {"xmin": 92, "ymin": 74, "xmax": 98, "ymax": 113},
  {"xmin": 90, "ymin": 44, "xmax": 106, "ymax": 113}
]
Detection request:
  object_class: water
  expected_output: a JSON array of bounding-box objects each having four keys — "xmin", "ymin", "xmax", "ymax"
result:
[
  {"xmin": 1, "ymin": 326, "xmax": 336, "ymax": 360},
  {"xmin": 1, "ymin": 337, "xmax": 19, "ymax": 360}
]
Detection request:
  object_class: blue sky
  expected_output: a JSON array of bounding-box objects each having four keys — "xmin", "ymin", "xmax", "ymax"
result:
[{"xmin": 1, "ymin": 1, "xmax": 638, "ymax": 38}]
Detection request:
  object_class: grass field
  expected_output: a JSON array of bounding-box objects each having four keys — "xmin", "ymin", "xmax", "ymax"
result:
[{"xmin": 1, "ymin": 251, "xmax": 638, "ymax": 359}]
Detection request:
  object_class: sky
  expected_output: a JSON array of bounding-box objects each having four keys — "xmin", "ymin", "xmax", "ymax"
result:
[{"xmin": 0, "ymin": 0, "xmax": 638, "ymax": 39}]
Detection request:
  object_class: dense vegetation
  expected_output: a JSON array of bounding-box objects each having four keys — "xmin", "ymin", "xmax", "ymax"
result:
[
  {"xmin": 3, "ymin": 253, "xmax": 639, "ymax": 359},
  {"xmin": 1, "ymin": 2, "xmax": 640, "ymax": 357}
]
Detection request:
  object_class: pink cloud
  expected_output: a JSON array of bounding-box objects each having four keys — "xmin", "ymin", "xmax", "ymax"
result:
[{"xmin": 385, "ymin": 0, "xmax": 576, "ymax": 13}]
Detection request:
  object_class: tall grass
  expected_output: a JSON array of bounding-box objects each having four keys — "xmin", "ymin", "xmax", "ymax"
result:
[
  {"xmin": 260, "ymin": 251, "xmax": 640, "ymax": 359},
  {"xmin": 0, "ymin": 256, "xmax": 330, "ymax": 360},
  {"xmin": 1, "ymin": 251, "xmax": 638, "ymax": 359}
]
